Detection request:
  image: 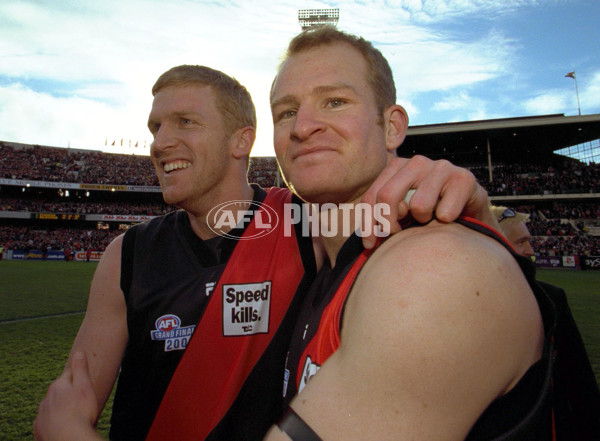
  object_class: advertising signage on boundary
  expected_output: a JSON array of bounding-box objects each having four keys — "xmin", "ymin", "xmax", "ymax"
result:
[
  {"xmin": 0, "ymin": 178, "xmax": 160, "ymax": 193},
  {"xmin": 0, "ymin": 178, "xmax": 79, "ymax": 189},
  {"xmin": 6, "ymin": 250, "xmax": 104, "ymax": 261},
  {"xmin": 534, "ymin": 255, "xmax": 580, "ymax": 269},
  {"xmin": 79, "ymin": 183, "xmax": 127, "ymax": 191},
  {"xmin": 74, "ymin": 250, "xmax": 104, "ymax": 261},
  {"xmin": 46, "ymin": 250, "xmax": 65, "ymax": 260},
  {"xmin": 562, "ymin": 255, "xmax": 577, "ymax": 268},
  {"xmin": 87, "ymin": 214, "xmax": 156, "ymax": 222},
  {"xmin": 535, "ymin": 256, "xmax": 564, "ymax": 268},
  {"xmin": 32, "ymin": 213, "xmax": 83, "ymax": 221},
  {"xmin": 11, "ymin": 250, "xmax": 25, "ymax": 260},
  {"xmin": 583, "ymin": 256, "xmax": 600, "ymax": 270}
]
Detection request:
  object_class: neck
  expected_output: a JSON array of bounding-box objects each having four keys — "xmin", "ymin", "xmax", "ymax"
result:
[
  {"xmin": 313, "ymin": 198, "xmax": 362, "ymax": 268},
  {"xmin": 186, "ymin": 180, "xmax": 255, "ymax": 240}
]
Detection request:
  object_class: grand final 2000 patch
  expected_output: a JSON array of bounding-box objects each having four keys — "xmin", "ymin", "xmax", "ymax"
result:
[{"xmin": 150, "ymin": 314, "xmax": 196, "ymax": 352}]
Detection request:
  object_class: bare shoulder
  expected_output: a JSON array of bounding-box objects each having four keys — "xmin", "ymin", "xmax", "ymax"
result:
[
  {"xmin": 346, "ymin": 221, "xmax": 542, "ymax": 360},
  {"xmin": 366, "ymin": 220, "xmax": 515, "ymax": 277},
  {"xmin": 82, "ymin": 232, "xmax": 126, "ymax": 329},
  {"xmin": 283, "ymin": 221, "xmax": 544, "ymax": 440},
  {"xmin": 347, "ymin": 221, "xmax": 529, "ymax": 323},
  {"xmin": 95, "ymin": 233, "xmax": 125, "ymax": 273},
  {"xmin": 69, "ymin": 232, "xmax": 128, "ymax": 410}
]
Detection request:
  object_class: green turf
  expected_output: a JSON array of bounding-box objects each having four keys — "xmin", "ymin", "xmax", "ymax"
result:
[
  {"xmin": 536, "ymin": 268, "xmax": 600, "ymax": 385},
  {"xmin": 0, "ymin": 260, "xmax": 97, "ymax": 320},
  {"xmin": 0, "ymin": 314, "xmax": 114, "ymax": 440},
  {"xmin": 1, "ymin": 261, "xmax": 598, "ymax": 440},
  {"xmin": 0, "ymin": 261, "xmax": 110, "ymax": 439}
]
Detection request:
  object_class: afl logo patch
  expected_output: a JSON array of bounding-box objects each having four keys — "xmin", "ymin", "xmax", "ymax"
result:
[
  {"xmin": 150, "ymin": 314, "xmax": 196, "ymax": 352},
  {"xmin": 155, "ymin": 314, "xmax": 180, "ymax": 332}
]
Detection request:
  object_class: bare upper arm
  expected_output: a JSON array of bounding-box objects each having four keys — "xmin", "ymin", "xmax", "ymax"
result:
[
  {"xmin": 67, "ymin": 234, "xmax": 128, "ymax": 413},
  {"xmin": 275, "ymin": 222, "xmax": 544, "ymax": 441}
]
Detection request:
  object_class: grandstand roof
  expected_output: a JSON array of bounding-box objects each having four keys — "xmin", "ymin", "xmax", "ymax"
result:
[{"xmin": 400, "ymin": 113, "xmax": 600, "ymax": 165}]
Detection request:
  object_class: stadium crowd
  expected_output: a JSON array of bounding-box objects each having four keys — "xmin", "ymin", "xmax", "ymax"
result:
[
  {"xmin": 1, "ymin": 142, "xmax": 599, "ymax": 258},
  {"xmin": 0, "ymin": 143, "xmax": 158, "ymax": 186},
  {"xmin": 3, "ymin": 143, "xmax": 600, "ymax": 195},
  {"xmin": 247, "ymin": 156, "xmax": 279, "ymax": 188},
  {"xmin": 0, "ymin": 225, "xmax": 120, "ymax": 254},
  {"xmin": 471, "ymin": 162, "xmax": 600, "ymax": 196},
  {"xmin": 532, "ymin": 234, "xmax": 600, "ymax": 258},
  {"xmin": 0, "ymin": 143, "xmax": 281, "ymax": 188},
  {"xmin": 0, "ymin": 198, "xmax": 175, "ymax": 216}
]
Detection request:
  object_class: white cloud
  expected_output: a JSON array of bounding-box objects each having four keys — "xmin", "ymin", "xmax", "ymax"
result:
[
  {"xmin": 430, "ymin": 92, "xmax": 492, "ymax": 122},
  {"xmin": 0, "ymin": 83, "xmax": 151, "ymax": 152},
  {"xmin": 580, "ymin": 70, "xmax": 600, "ymax": 115},
  {"xmin": 393, "ymin": 0, "xmax": 542, "ymax": 23},
  {"xmin": 0, "ymin": 0, "xmax": 597, "ymax": 157},
  {"xmin": 522, "ymin": 90, "xmax": 569, "ymax": 115},
  {"xmin": 432, "ymin": 92, "xmax": 474, "ymax": 111}
]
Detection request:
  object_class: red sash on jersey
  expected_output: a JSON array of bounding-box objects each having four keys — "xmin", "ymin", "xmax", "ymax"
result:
[
  {"xmin": 147, "ymin": 188, "xmax": 304, "ymax": 441},
  {"xmin": 296, "ymin": 243, "xmax": 377, "ymax": 390}
]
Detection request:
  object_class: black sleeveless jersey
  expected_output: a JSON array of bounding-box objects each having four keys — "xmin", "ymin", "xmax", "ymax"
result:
[{"xmin": 109, "ymin": 186, "xmax": 316, "ymax": 441}]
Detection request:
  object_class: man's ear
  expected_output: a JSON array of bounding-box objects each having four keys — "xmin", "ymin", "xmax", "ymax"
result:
[
  {"xmin": 384, "ymin": 105, "xmax": 409, "ymax": 153},
  {"xmin": 231, "ymin": 126, "xmax": 256, "ymax": 159}
]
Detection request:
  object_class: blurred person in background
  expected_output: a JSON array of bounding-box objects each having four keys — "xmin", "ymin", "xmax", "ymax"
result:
[
  {"xmin": 492, "ymin": 205, "xmax": 600, "ymax": 440},
  {"xmin": 491, "ymin": 206, "xmax": 535, "ymax": 257}
]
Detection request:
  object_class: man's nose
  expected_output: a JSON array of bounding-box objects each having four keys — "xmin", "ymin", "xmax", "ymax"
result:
[
  {"xmin": 150, "ymin": 124, "xmax": 176, "ymax": 154},
  {"xmin": 290, "ymin": 105, "xmax": 326, "ymax": 141}
]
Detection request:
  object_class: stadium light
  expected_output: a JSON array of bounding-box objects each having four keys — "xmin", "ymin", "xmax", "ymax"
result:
[{"xmin": 298, "ymin": 8, "xmax": 339, "ymax": 29}]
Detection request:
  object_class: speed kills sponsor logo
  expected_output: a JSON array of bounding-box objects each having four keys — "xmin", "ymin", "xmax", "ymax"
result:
[
  {"xmin": 150, "ymin": 314, "xmax": 196, "ymax": 352},
  {"xmin": 222, "ymin": 281, "xmax": 271, "ymax": 336}
]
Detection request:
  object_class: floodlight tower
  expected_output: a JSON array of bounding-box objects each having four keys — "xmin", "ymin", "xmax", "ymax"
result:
[{"xmin": 298, "ymin": 8, "xmax": 339, "ymax": 29}]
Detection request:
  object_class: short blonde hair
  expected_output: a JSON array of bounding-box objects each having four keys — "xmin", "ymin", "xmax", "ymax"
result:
[
  {"xmin": 272, "ymin": 25, "xmax": 397, "ymax": 119},
  {"xmin": 153, "ymin": 65, "xmax": 256, "ymax": 135},
  {"xmin": 490, "ymin": 205, "xmax": 530, "ymax": 225}
]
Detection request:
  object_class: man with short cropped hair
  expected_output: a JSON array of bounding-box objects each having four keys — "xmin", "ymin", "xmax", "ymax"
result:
[{"xmin": 265, "ymin": 26, "xmax": 557, "ymax": 440}]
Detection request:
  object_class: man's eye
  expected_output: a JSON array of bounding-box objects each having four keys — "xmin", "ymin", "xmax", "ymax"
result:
[
  {"xmin": 327, "ymin": 98, "xmax": 345, "ymax": 108},
  {"xmin": 178, "ymin": 118, "xmax": 196, "ymax": 126},
  {"xmin": 278, "ymin": 109, "xmax": 297, "ymax": 121}
]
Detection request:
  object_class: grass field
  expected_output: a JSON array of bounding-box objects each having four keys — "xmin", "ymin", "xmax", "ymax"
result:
[
  {"xmin": 0, "ymin": 261, "xmax": 112, "ymax": 440},
  {"xmin": 1, "ymin": 261, "xmax": 599, "ymax": 440}
]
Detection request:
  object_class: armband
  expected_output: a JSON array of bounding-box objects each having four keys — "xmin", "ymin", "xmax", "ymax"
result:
[{"xmin": 277, "ymin": 406, "xmax": 323, "ymax": 441}]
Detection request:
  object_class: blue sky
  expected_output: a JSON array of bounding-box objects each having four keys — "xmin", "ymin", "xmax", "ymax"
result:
[{"xmin": 1, "ymin": 0, "xmax": 598, "ymax": 157}]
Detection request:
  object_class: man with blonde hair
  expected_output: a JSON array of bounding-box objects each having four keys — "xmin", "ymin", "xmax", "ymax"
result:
[
  {"xmin": 489, "ymin": 205, "xmax": 535, "ymax": 257},
  {"xmin": 491, "ymin": 205, "xmax": 600, "ymax": 440}
]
